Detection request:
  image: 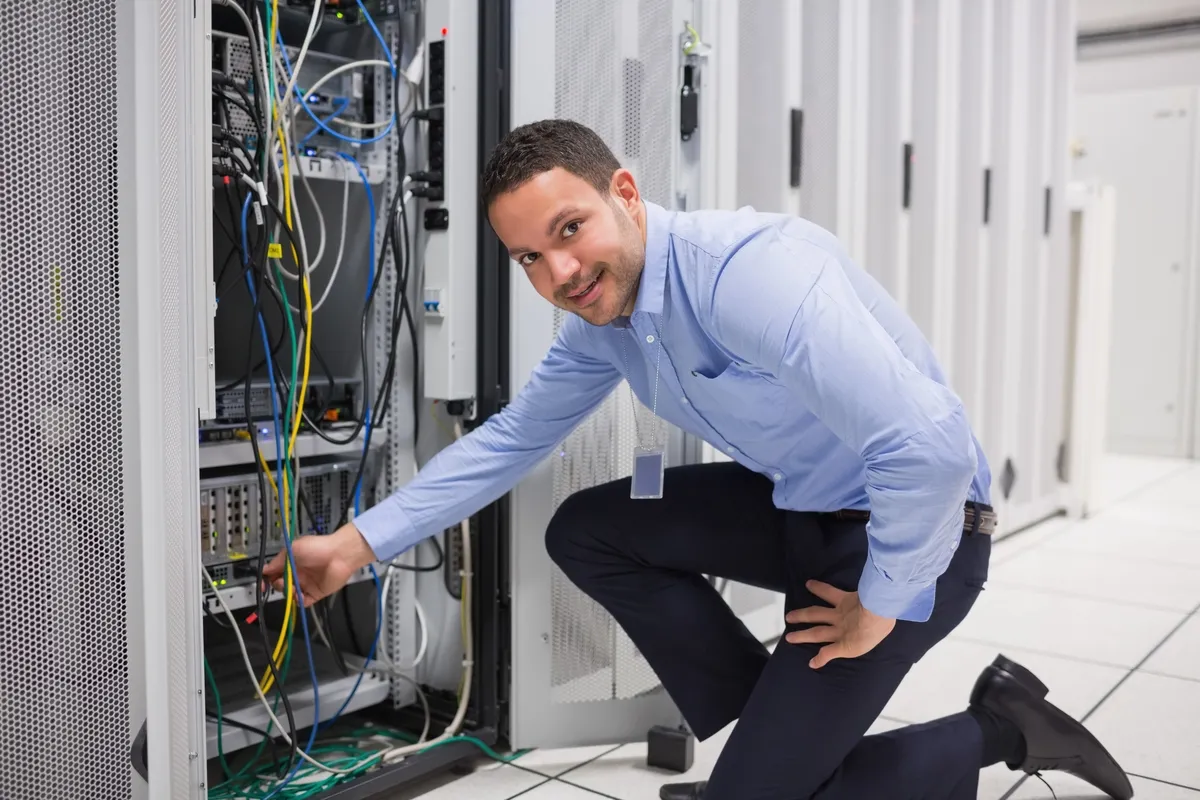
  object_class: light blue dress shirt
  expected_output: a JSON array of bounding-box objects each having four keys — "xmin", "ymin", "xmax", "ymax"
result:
[{"xmin": 354, "ymin": 201, "xmax": 991, "ymax": 623}]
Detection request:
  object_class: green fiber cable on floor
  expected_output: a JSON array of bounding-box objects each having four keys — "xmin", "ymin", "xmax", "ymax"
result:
[
  {"xmin": 204, "ymin": 658, "xmax": 235, "ymax": 781},
  {"xmin": 211, "ymin": 618, "xmax": 298, "ymax": 793},
  {"xmin": 206, "ymin": 729, "xmax": 533, "ymax": 800}
]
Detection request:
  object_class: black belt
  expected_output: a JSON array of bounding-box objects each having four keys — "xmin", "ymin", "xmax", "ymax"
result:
[{"xmin": 827, "ymin": 501, "xmax": 997, "ymax": 536}]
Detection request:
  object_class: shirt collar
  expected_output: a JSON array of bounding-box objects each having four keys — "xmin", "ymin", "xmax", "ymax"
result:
[{"xmin": 612, "ymin": 200, "xmax": 670, "ymax": 328}]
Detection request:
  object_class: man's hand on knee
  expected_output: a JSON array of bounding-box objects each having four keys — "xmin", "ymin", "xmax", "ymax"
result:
[{"xmin": 784, "ymin": 580, "xmax": 897, "ymax": 669}]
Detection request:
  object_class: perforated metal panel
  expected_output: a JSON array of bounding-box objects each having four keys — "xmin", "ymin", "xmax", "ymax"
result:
[
  {"xmin": 156, "ymin": 0, "xmax": 198, "ymax": 788},
  {"xmin": 548, "ymin": 0, "xmax": 680, "ymax": 705},
  {"xmin": 0, "ymin": 3, "xmax": 129, "ymax": 798}
]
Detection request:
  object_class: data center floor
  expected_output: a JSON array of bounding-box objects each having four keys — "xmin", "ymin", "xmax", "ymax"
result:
[{"xmin": 392, "ymin": 454, "xmax": 1200, "ymax": 800}]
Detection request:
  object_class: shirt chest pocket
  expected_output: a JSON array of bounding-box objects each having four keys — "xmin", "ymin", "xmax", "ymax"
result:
[{"xmin": 684, "ymin": 361, "xmax": 794, "ymax": 434}]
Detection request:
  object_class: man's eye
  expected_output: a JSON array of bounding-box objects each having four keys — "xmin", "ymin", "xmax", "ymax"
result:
[
  {"xmin": 520, "ymin": 253, "xmax": 538, "ymax": 267},
  {"xmin": 563, "ymin": 221, "xmax": 581, "ymax": 237}
]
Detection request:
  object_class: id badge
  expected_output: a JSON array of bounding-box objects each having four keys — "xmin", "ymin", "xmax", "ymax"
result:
[{"xmin": 630, "ymin": 445, "xmax": 666, "ymax": 499}]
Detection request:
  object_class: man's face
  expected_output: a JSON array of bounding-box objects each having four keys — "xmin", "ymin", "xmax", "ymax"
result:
[{"xmin": 489, "ymin": 167, "xmax": 646, "ymax": 327}]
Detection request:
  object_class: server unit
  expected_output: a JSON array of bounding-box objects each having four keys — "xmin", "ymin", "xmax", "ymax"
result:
[{"xmin": 733, "ymin": 0, "xmax": 1081, "ymax": 539}]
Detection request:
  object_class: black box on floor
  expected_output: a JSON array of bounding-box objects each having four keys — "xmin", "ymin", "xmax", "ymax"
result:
[{"xmin": 647, "ymin": 725, "xmax": 694, "ymax": 773}]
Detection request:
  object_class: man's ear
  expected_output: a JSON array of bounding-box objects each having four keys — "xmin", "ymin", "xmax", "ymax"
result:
[{"xmin": 610, "ymin": 168, "xmax": 641, "ymax": 211}]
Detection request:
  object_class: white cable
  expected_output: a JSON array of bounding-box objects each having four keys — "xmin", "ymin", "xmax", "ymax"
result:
[
  {"xmin": 201, "ymin": 566, "xmax": 381, "ymax": 777},
  {"xmin": 294, "ymin": 155, "xmax": 330, "ymax": 273},
  {"xmin": 297, "ymin": 156, "xmax": 353, "ymax": 315},
  {"xmin": 265, "ymin": 137, "xmax": 312, "ymax": 289},
  {"xmin": 328, "ymin": 68, "xmax": 419, "ymax": 131},
  {"xmin": 292, "ymin": 60, "xmax": 393, "ymax": 110},
  {"xmin": 266, "ymin": 132, "xmax": 331, "ymax": 283},
  {"xmin": 378, "ymin": 422, "xmax": 474, "ymax": 763},
  {"xmin": 374, "ymin": 587, "xmax": 429, "ymax": 672},
  {"xmin": 265, "ymin": 0, "xmax": 323, "ymax": 157}
]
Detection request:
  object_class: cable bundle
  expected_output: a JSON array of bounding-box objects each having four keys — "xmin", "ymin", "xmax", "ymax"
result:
[{"xmin": 204, "ymin": 1, "xmax": 445, "ymax": 797}]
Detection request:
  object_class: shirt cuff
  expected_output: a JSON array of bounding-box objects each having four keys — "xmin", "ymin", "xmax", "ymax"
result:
[
  {"xmin": 857, "ymin": 555, "xmax": 936, "ymax": 623},
  {"xmin": 351, "ymin": 496, "xmax": 419, "ymax": 563}
]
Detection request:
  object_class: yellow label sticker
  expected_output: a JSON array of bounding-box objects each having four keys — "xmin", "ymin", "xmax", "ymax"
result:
[{"xmin": 267, "ymin": 242, "xmax": 283, "ymax": 259}]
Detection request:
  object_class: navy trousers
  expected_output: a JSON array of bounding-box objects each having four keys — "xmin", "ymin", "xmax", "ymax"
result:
[{"xmin": 545, "ymin": 462, "xmax": 993, "ymax": 800}]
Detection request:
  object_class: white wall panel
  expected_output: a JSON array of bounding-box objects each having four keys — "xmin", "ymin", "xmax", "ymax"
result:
[
  {"xmin": 952, "ymin": 0, "xmax": 995, "ymax": 435},
  {"xmin": 800, "ymin": 0, "xmax": 868, "ymax": 256},
  {"xmin": 735, "ymin": 0, "xmax": 802, "ymax": 214},
  {"xmin": 864, "ymin": 0, "xmax": 913, "ymax": 305},
  {"xmin": 910, "ymin": 0, "xmax": 961, "ymax": 367}
]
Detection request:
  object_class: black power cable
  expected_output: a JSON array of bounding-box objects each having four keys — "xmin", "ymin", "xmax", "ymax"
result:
[{"xmin": 243, "ymin": 230, "xmax": 301, "ymax": 779}]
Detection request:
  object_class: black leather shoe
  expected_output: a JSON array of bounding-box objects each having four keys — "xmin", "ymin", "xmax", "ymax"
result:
[
  {"xmin": 660, "ymin": 780, "xmax": 706, "ymax": 800},
  {"xmin": 972, "ymin": 655, "xmax": 1134, "ymax": 799}
]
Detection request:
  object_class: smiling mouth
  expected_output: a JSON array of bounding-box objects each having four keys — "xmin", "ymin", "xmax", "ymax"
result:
[{"xmin": 569, "ymin": 277, "xmax": 598, "ymax": 298}]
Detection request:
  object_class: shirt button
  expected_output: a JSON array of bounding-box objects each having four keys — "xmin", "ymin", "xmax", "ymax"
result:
[
  {"xmin": 772, "ymin": 472, "xmax": 783, "ymax": 481},
  {"xmin": 726, "ymin": 445, "xmax": 735, "ymax": 453},
  {"xmin": 646, "ymin": 335, "xmax": 655, "ymax": 343},
  {"xmin": 681, "ymin": 397, "xmax": 689, "ymax": 404}
]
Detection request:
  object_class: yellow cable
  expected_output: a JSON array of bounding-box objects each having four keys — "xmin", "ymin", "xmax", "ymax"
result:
[
  {"xmin": 258, "ymin": 23, "xmax": 316, "ymax": 692},
  {"xmin": 261, "ymin": 0, "xmax": 312, "ymax": 695}
]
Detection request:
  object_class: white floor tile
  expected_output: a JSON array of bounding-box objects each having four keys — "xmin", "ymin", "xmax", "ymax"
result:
[
  {"xmin": 561, "ymin": 722, "xmax": 733, "ymax": 799},
  {"xmin": 1098, "ymin": 500, "xmax": 1200, "ymax": 533},
  {"xmin": 1089, "ymin": 455, "xmax": 1190, "ymax": 513},
  {"xmin": 988, "ymin": 548, "xmax": 1200, "ymax": 613},
  {"xmin": 952, "ymin": 585, "xmax": 1185, "ymax": 668},
  {"xmin": 1040, "ymin": 515, "xmax": 1200, "ymax": 570},
  {"xmin": 520, "ymin": 781, "xmax": 615, "ymax": 798},
  {"xmin": 1006, "ymin": 773, "xmax": 1200, "ymax": 799},
  {"xmin": 883, "ymin": 639, "xmax": 1126, "ymax": 723},
  {"xmin": 865, "ymin": 717, "xmax": 905, "ymax": 735},
  {"xmin": 1085, "ymin": 672, "xmax": 1200, "ymax": 790},
  {"xmin": 514, "ymin": 745, "xmax": 623, "ymax": 777},
  {"xmin": 1143, "ymin": 614, "xmax": 1200, "ymax": 681},
  {"xmin": 977, "ymin": 764, "xmax": 1024, "ymax": 799},
  {"xmin": 1120, "ymin": 463, "xmax": 1200, "ymax": 503},
  {"xmin": 383, "ymin": 761, "xmax": 546, "ymax": 800},
  {"xmin": 991, "ymin": 516, "xmax": 1076, "ymax": 565}
]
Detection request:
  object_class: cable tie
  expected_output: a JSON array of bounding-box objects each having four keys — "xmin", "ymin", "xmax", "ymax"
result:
[
  {"xmin": 462, "ymin": 659, "xmax": 474, "ymax": 668},
  {"xmin": 459, "ymin": 570, "xmax": 473, "ymax": 579}
]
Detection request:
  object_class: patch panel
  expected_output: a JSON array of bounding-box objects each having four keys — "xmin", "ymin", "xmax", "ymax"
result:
[
  {"xmin": 212, "ymin": 30, "xmax": 378, "ymax": 158},
  {"xmin": 199, "ymin": 458, "xmax": 380, "ymax": 568}
]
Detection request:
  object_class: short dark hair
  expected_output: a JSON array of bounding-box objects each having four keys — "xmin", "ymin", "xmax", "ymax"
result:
[{"xmin": 480, "ymin": 119, "xmax": 621, "ymax": 209}]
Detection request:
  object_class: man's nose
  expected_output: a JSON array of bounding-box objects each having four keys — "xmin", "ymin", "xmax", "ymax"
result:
[{"xmin": 547, "ymin": 252, "xmax": 580, "ymax": 287}]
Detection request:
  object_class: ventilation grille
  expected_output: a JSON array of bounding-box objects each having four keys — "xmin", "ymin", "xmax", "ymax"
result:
[
  {"xmin": 0, "ymin": 2, "xmax": 128, "ymax": 798},
  {"xmin": 548, "ymin": 0, "xmax": 677, "ymax": 705}
]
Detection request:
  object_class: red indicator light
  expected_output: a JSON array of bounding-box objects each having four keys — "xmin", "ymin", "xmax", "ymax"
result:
[{"xmin": 441, "ymin": 27, "xmax": 448, "ymax": 36}]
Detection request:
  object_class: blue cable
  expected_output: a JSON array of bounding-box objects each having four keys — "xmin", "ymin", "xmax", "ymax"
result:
[
  {"xmin": 316, "ymin": 151, "xmax": 384, "ymax": 732},
  {"xmin": 240, "ymin": 193, "xmax": 323, "ymax": 799},
  {"xmin": 300, "ymin": 97, "xmax": 350, "ymax": 147},
  {"xmin": 275, "ymin": 0, "xmax": 398, "ymax": 146},
  {"xmin": 332, "ymin": 152, "xmax": 377, "ymax": 513}
]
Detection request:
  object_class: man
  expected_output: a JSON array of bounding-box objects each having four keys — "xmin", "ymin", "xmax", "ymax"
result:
[{"xmin": 265, "ymin": 119, "xmax": 1133, "ymax": 800}]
